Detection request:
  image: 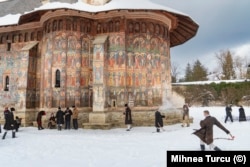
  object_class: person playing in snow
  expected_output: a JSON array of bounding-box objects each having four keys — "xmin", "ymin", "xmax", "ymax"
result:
[
  {"xmin": 181, "ymin": 103, "xmax": 190, "ymax": 127},
  {"xmin": 124, "ymin": 103, "xmax": 133, "ymax": 131},
  {"xmin": 155, "ymin": 110, "xmax": 165, "ymax": 132},
  {"xmin": 2, "ymin": 107, "xmax": 16, "ymax": 139},
  {"xmin": 193, "ymin": 110, "xmax": 234, "ymax": 151},
  {"xmin": 224, "ymin": 104, "xmax": 233, "ymax": 123},
  {"xmin": 56, "ymin": 107, "xmax": 65, "ymax": 131},
  {"xmin": 37, "ymin": 110, "xmax": 46, "ymax": 130},
  {"xmin": 238, "ymin": 105, "xmax": 246, "ymax": 122},
  {"xmin": 64, "ymin": 107, "xmax": 72, "ymax": 130}
]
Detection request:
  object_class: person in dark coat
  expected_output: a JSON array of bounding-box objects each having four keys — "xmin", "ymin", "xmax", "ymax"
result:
[
  {"xmin": 239, "ymin": 106, "xmax": 246, "ymax": 122},
  {"xmin": 37, "ymin": 110, "xmax": 46, "ymax": 130},
  {"xmin": 2, "ymin": 107, "xmax": 15, "ymax": 139},
  {"xmin": 72, "ymin": 106, "xmax": 79, "ymax": 130},
  {"xmin": 64, "ymin": 107, "xmax": 72, "ymax": 130},
  {"xmin": 193, "ymin": 110, "xmax": 234, "ymax": 151},
  {"xmin": 155, "ymin": 110, "xmax": 165, "ymax": 132},
  {"xmin": 15, "ymin": 116, "xmax": 22, "ymax": 132},
  {"xmin": 181, "ymin": 103, "xmax": 190, "ymax": 127},
  {"xmin": 56, "ymin": 107, "xmax": 65, "ymax": 131},
  {"xmin": 124, "ymin": 104, "xmax": 133, "ymax": 131},
  {"xmin": 225, "ymin": 104, "xmax": 233, "ymax": 123}
]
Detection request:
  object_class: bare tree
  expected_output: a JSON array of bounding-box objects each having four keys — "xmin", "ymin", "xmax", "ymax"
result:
[
  {"xmin": 215, "ymin": 50, "xmax": 236, "ymax": 80},
  {"xmin": 171, "ymin": 62, "xmax": 180, "ymax": 83},
  {"xmin": 234, "ymin": 55, "xmax": 245, "ymax": 79}
]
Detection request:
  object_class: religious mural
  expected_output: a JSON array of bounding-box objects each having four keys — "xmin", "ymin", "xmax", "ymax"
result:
[{"xmin": 0, "ymin": 15, "xmax": 171, "ymax": 113}]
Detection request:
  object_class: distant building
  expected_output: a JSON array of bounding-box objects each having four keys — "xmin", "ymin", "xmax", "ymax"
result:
[{"xmin": 0, "ymin": 0, "xmax": 198, "ymax": 127}]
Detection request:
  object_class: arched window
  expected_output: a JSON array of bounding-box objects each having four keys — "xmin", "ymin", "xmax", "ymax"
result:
[
  {"xmin": 4, "ymin": 76, "xmax": 9, "ymax": 91},
  {"xmin": 30, "ymin": 32, "xmax": 35, "ymax": 41},
  {"xmin": 0, "ymin": 35, "xmax": 2, "ymax": 44},
  {"xmin": 53, "ymin": 20, "xmax": 57, "ymax": 32},
  {"xmin": 55, "ymin": 69, "xmax": 61, "ymax": 87},
  {"xmin": 24, "ymin": 33, "xmax": 28, "ymax": 42},
  {"xmin": 58, "ymin": 20, "xmax": 63, "ymax": 31}
]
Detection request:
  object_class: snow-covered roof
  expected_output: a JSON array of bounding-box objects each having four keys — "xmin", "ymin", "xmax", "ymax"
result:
[
  {"xmin": 0, "ymin": 0, "xmax": 199, "ymax": 47},
  {"xmin": 0, "ymin": 0, "xmax": 188, "ymax": 26}
]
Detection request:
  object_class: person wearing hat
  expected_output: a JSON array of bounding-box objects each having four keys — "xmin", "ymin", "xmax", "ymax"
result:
[
  {"xmin": 2, "ymin": 107, "xmax": 16, "ymax": 139},
  {"xmin": 123, "ymin": 104, "xmax": 133, "ymax": 131}
]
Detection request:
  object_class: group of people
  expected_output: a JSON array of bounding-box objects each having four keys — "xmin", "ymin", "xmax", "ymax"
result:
[
  {"xmin": 2, "ymin": 103, "xmax": 246, "ymax": 151},
  {"xmin": 224, "ymin": 104, "xmax": 247, "ymax": 123},
  {"xmin": 36, "ymin": 106, "xmax": 79, "ymax": 131},
  {"xmin": 1, "ymin": 107, "xmax": 21, "ymax": 139},
  {"xmin": 124, "ymin": 103, "xmax": 167, "ymax": 133}
]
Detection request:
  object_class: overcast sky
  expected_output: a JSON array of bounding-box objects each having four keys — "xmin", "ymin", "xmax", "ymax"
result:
[{"xmin": 153, "ymin": 0, "xmax": 250, "ymax": 78}]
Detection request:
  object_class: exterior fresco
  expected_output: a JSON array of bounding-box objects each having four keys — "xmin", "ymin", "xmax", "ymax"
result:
[
  {"xmin": 42, "ymin": 28, "xmax": 93, "ymax": 109},
  {"xmin": 0, "ymin": 43, "xmax": 31, "ymax": 109},
  {"xmin": 0, "ymin": 10, "xmax": 178, "ymax": 127}
]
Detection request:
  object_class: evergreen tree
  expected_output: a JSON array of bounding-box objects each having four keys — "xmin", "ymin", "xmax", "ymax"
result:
[
  {"xmin": 184, "ymin": 63, "xmax": 193, "ymax": 81},
  {"xmin": 192, "ymin": 60, "xmax": 208, "ymax": 81}
]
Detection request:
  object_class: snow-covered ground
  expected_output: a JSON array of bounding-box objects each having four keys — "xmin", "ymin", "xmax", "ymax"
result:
[{"xmin": 1, "ymin": 106, "xmax": 250, "ymax": 167}]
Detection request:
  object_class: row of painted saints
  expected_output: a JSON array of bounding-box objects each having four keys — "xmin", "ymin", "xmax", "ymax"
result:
[{"xmin": 43, "ymin": 17, "xmax": 168, "ymax": 38}]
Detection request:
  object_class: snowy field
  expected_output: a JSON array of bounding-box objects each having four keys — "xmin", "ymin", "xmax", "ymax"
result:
[{"xmin": 1, "ymin": 106, "xmax": 250, "ymax": 167}]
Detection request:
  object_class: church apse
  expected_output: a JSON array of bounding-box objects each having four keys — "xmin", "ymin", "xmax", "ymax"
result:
[{"xmin": 0, "ymin": 0, "xmax": 198, "ymax": 127}]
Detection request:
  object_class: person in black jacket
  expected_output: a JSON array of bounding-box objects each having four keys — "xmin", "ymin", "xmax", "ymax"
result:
[
  {"xmin": 56, "ymin": 107, "xmax": 65, "ymax": 131},
  {"xmin": 239, "ymin": 106, "xmax": 246, "ymax": 122},
  {"xmin": 181, "ymin": 103, "xmax": 190, "ymax": 127},
  {"xmin": 124, "ymin": 104, "xmax": 133, "ymax": 131},
  {"xmin": 15, "ymin": 116, "xmax": 22, "ymax": 132},
  {"xmin": 64, "ymin": 107, "xmax": 72, "ymax": 130},
  {"xmin": 225, "ymin": 104, "xmax": 233, "ymax": 123},
  {"xmin": 2, "ymin": 107, "xmax": 15, "ymax": 139},
  {"xmin": 155, "ymin": 110, "xmax": 165, "ymax": 132}
]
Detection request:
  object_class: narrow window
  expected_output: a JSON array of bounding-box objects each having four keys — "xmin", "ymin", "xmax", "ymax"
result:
[
  {"xmin": 58, "ymin": 20, "xmax": 63, "ymax": 31},
  {"xmin": 4, "ymin": 76, "xmax": 9, "ymax": 91},
  {"xmin": 53, "ymin": 20, "xmax": 57, "ymax": 31},
  {"xmin": 30, "ymin": 32, "xmax": 34, "ymax": 41},
  {"xmin": 7, "ymin": 42, "xmax": 11, "ymax": 51},
  {"xmin": 24, "ymin": 33, "xmax": 28, "ymax": 42},
  {"xmin": 55, "ymin": 69, "xmax": 61, "ymax": 87}
]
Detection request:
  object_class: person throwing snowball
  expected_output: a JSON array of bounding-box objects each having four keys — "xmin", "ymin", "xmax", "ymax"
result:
[{"xmin": 193, "ymin": 110, "xmax": 234, "ymax": 151}]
